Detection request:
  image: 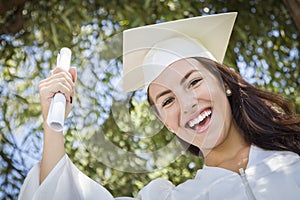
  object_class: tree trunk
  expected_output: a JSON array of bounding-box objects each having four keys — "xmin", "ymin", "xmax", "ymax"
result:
[{"xmin": 283, "ymin": 0, "xmax": 300, "ymax": 32}]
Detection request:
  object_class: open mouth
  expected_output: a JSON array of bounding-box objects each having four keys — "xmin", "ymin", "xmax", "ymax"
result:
[{"xmin": 186, "ymin": 108, "xmax": 212, "ymax": 134}]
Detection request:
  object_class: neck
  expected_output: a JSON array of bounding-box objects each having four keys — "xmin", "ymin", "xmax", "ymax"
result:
[{"xmin": 204, "ymin": 120, "xmax": 251, "ymax": 173}]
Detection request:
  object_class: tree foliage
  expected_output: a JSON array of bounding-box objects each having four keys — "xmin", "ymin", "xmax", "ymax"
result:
[{"xmin": 0, "ymin": 0, "xmax": 299, "ymax": 199}]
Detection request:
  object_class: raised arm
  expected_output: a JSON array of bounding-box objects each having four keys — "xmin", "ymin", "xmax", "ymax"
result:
[{"xmin": 38, "ymin": 67, "xmax": 77, "ymax": 184}]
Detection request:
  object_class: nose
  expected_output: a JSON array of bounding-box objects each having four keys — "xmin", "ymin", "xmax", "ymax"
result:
[{"xmin": 180, "ymin": 93, "xmax": 197, "ymax": 113}]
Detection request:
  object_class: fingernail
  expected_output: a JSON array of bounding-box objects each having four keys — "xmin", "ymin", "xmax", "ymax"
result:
[{"xmin": 70, "ymin": 96, "xmax": 73, "ymax": 104}]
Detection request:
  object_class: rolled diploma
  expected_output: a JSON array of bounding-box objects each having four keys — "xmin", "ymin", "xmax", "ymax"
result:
[{"xmin": 47, "ymin": 48, "xmax": 72, "ymax": 132}]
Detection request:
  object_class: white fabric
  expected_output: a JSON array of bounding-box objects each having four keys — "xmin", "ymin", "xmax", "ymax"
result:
[
  {"xmin": 142, "ymin": 37, "xmax": 217, "ymax": 88},
  {"xmin": 19, "ymin": 145, "xmax": 300, "ymax": 200}
]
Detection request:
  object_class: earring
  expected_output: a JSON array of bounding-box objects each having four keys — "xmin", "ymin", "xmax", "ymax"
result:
[{"xmin": 226, "ymin": 88, "xmax": 232, "ymax": 96}]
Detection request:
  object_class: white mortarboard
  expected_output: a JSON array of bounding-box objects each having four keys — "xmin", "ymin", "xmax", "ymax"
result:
[{"xmin": 122, "ymin": 12, "xmax": 237, "ymax": 92}]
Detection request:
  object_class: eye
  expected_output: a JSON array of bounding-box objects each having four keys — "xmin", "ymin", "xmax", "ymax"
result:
[
  {"xmin": 162, "ymin": 97, "xmax": 175, "ymax": 107},
  {"xmin": 188, "ymin": 78, "xmax": 202, "ymax": 89}
]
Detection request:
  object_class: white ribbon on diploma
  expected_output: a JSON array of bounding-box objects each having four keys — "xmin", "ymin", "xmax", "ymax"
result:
[{"xmin": 47, "ymin": 47, "xmax": 72, "ymax": 132}]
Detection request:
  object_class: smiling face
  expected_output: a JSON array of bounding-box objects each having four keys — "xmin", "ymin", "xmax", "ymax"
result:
[{"xmin": 148, "ymin": 58, "xmax": 235, "ymax": 155}]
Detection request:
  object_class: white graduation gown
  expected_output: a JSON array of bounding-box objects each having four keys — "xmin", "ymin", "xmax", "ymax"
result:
[{"xmin": 18, "ymin": 145, "xmax": 300, "ymax": 200}]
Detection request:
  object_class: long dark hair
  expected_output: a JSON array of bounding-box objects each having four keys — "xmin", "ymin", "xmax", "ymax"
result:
[{"xmin": 148, "ymin": 57, "xmax": 300, "ymax": 156}]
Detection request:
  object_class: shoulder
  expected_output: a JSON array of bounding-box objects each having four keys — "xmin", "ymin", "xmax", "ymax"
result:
[
  {"xmin": 138, "ymin": 178, "xmax": 174, "ymax": 199},
  {"xmin": 138, "ymin": 169, "xmax": 236, "ymax": 200},
  {"xmin": 244, "ymin": 146, "xmax": 300, "ymax": 199},
  {"xmin": 246, "ymin": 145, "xmax": 300, "ymax": 177},
  {"xmin": 138, "ymin": 174, "xmax": 213, "ymax": 200},
  {"xmin": 249, "ymin": 145, "xmax": 299, "ymax": 166}
]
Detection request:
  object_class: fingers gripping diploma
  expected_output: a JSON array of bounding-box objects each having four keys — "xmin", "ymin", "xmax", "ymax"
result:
[{"xmin": 39, "ymin": 48, "xmax": 76, "ymax": 132}]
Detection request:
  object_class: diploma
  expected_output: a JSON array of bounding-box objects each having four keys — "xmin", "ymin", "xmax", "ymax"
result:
[{"xmin": 47, "ymin": 47, "xmax": 72, "ymax": 132}]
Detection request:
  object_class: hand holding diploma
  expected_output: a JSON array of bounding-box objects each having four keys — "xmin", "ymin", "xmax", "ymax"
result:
[
  {"xmin": 46, "ymin": 48, "xmax": 72, "ymax": 131},
  {"xmin": 38, "ymin": 48, "xmax": 77, "ymax": 133}
]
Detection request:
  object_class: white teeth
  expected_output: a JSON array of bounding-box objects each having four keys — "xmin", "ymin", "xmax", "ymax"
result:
[{"xmin": 188, "ymin": 110, "xmax": 211, "ymax": 128}]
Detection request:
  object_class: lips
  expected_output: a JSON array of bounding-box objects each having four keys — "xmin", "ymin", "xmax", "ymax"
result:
[{"xmin": 185, "ymin": 108, "xmax": 212, "ymax": 134}]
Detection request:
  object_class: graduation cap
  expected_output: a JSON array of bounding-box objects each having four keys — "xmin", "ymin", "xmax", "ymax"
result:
[{"xmin": 122, "ymin": 12, "xmax": 237, "ymax": 92}]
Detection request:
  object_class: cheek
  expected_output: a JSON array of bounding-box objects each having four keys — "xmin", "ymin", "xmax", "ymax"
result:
[
  {"xmin": 202, "ymin": 82, "xmax": 226, "ymax": 104},
  {"xmin": 160, "ymin": 105, "xmax": 180, "ymax": 129},
  {"xmin": 194, "ymin": 81, "xmax": 215, "ymax": 101}
]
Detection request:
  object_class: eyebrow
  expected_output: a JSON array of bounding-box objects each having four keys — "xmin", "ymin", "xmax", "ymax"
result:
[
  {"xmin": 180, "ymin": 69, "xmax": 199, "ymax": 85},
  {"xmin": 155, "ymin": 90, "xmax": 172, "ymax": 102}
]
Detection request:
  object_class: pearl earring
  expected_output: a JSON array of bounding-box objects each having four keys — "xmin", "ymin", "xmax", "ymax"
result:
[{"xmin": 226, "ymin": 88, "xmax": 232, "ymax": 96}]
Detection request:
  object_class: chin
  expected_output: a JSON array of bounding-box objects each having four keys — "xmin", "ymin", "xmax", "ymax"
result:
[{"xmin": 198, "ymin": 131, "xmax": 227, "ymax": 151}]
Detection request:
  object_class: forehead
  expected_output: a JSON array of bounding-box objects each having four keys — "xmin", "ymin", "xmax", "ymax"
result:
[{"xmin": 151, "ymin": 58, "xmax": 208, "ymax": 86}]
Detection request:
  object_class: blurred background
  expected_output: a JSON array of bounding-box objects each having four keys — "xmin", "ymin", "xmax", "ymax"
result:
[{"xmin": 0, "ymin": 0, "xmax": 299, "ymax": 199}]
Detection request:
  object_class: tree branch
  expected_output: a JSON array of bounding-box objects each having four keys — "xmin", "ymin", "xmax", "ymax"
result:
[{"xmin": 283, "ymin": 0, "xmax": 300, "ymax": 32}]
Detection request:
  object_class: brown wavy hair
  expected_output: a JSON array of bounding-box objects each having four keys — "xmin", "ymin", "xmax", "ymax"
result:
[{"xmin": 147, "ymin": 57, "xmax": 300, "ymax": 156}]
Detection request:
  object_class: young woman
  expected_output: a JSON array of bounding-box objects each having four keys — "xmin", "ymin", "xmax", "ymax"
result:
[{"xmin": 19, "ymin": 12, "xmax": 300, "ymax": 200}]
